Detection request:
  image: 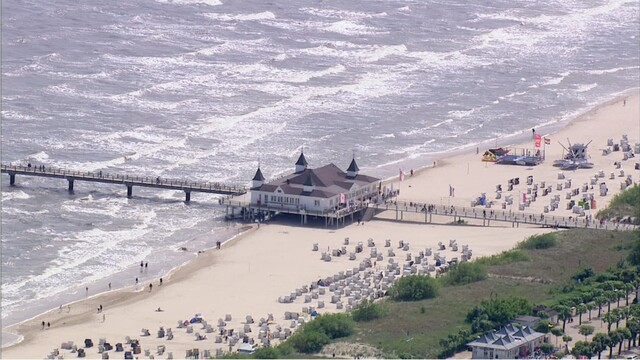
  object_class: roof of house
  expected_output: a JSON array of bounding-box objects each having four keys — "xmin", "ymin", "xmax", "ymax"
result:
[
  {"xmin": 251, "ymin": 163, "xmax": 379, "ymax": 198},
  {"xmin": 467, "ymin": 325, "xmax": 544, "ymax": 351}
]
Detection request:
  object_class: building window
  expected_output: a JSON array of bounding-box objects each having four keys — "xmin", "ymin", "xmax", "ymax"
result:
[{"xmin": 314, "ymin": 200, "xmax": 320, "ymax": 207}]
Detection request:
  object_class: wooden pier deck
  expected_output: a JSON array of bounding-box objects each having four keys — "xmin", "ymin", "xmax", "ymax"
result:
[
  {"xmin": 368, "ymin": 202, "xmax": 639, "ymax": 231},
  {"xmin": 1, "ymin": 163, "xmax": 246, "ymax": 202}
]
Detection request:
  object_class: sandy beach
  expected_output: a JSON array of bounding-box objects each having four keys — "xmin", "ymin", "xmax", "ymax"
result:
[{"xmin": 2, "ymin": 91, "xmax": 638, "ymax": 359}]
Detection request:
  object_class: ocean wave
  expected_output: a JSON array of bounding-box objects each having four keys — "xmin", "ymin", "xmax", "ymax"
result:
[
  {"xmin": 371, "ymin": 133, "xmax": 395, "ymax": 139},
  {"xmin": 1, "ymin": 191, "xmax": 31, "ymax": 202},
  {"xmin": 203, "ymin": 11, "xmax": 275, "ymax": 21},
  {"xmin": 155, "ymin": 0, "xmax": 222, "ymax": 5},
  {"xmin": 575, "ymin": 83, "xmax": 598, "ymax": 93},
  {"xmin": 325, "ymin": 20, "xmax": 387, "ymax": 36}
]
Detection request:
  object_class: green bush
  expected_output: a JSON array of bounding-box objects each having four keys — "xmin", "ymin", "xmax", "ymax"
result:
[
  {"xmin": 440, "ymin": 261, "xmax": 487, "ymax": 286},
  {"xmin": 289, "ymin": 330, "xmax": 330, "ymax": 353},
  {"xmin": 252, "ymin": 346, "xmax": 280, "ymax": 359},
  {"xmin": 390, "ymin": 275, "xmax": 439, "ymax": 301},
  {"xmin": 475, "ymin": 250, "xmax": 531, "ymax": 266},
  {"xmin": 352, "ymin": 299, "xmax": 387, "ymax": 322},
  {"xmin": 304, "ymin": 313, "xmax": 354, "ymax": 339},
  {"xmin": 518, "ymin": 233, "xmax": 557, "ymax": 250},
  {"xmin": 466, "ymin": 297, "xmax": 533, "ymax": 329},
  {"xmin": 597, "ymin": 184, "xmax": 640, "ymax": 223},
  {"xmin": 539, "ymin": 343, "xmax": 554, "ymax": 354}
]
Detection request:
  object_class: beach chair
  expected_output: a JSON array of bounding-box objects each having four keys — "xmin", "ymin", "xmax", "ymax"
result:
[
  {"xmin": 141, "ymin": 328, "xmax": 150, "ymax": 336},
  {"xmin": 225, "ymin": 314, "xmax": 232, "ymax": 321},
  {"xmin": 115, "ymin": 343, "xmax": 123, "ymax": 352},
  {"xmin": 186, "ymin": 325, "xmax": 193, "ymax": 334},
  {"xmin": 166, "ymin": 329, "xmax": 174, "ymax": 340},
  {"xmin": 101, "ymin": 352, "xmax": 109, "ymax": 359},
  {"xmin": 167, "ymin": 352, "xmax": 173, "ymax": 360},
  {"xmin": 124, "ymin": 351, "xmax": 133, "ymax": 360}
]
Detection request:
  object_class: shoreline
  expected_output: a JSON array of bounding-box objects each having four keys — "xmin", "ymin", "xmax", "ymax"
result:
[
  {"xmin": 1, "ymin": 224, "xmax": 256, "ymax": 349},
  {"xmin": 380, "ymin": 87, "xmax": 639, "ymax": 183},
  {"xmin": 2, "ymin": 89, "xmax": 639, "ymax": 356}
]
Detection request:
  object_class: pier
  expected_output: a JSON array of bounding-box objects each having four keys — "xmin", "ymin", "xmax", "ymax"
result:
[
  {"xmin": 1, "ymin": 164, "xmax": 246, "ymax": 202},
  {"xmin": 367, "ymin": 202, "xmax": 638, "ymax": 231}
]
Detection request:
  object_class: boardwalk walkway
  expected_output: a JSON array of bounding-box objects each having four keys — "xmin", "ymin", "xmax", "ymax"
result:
[
  {"xmin": 369, "ymin": 202, "xmax": 638, "ymax": 231},
  {"xmin": 1, "ymin": 163, "xmax": 246, "ymax": 201}
]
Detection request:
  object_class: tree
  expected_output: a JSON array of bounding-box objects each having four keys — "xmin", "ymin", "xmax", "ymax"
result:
[
  {"xmin": 625, "ymin": 283, "xmax": 635, "ymax": 306},
  {"xmin": 579, "ymin": 325, "xmax": 595, "ymax": 341},
  {"xmin": 617, "ymin": 327, "xmax": 632, "ymax": 354},
  {"xmin": 539, "ymin": 343, "xmax": 554, "ymax": 355},
  {"xmin": 554, "ymin": 304, "xmax": 572, "ymax": 332},
  {"xmin": 576, "ymin": 303, "xmax": 587, "ymax": 325},
  {"xmin": 550, "ymin": 327, "xmax": 563, "ymax": 347},
  {"xmin": 571, "ymin": 340, "xmax": 592, "ymax": 358},
  {"xmin": 591, "ymin": 333, "xmax": 609, "ymax": 359},
  {"xmin": 604, "ymin": 290, "xmax": 616, "ymax": 313},
  {"xmin": 608, "ymin": 330, "xmax": 622, "ymax": 359},
  {"xmin": 586, "ymin": 302, "xmax": 596, "ymax": 321},
  {"xmin": 627, "ymin": 318, "xmax": 640, "ymax": 348},
  {"xmin": 595, "ymin": 296, "xmax": 607, "ymax": 318},
  {"xmin": 602, "ymin": 311, "xmax": 619, "ymax": 333},
  {"xmin": 563, "ymin": 335, "xmax": 573, "ymax": 352}
]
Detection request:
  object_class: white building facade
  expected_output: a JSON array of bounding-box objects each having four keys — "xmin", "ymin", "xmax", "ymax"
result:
[
  {"xmin": 467, "ymin": 324, "xmax": 545, "ymax": 359},
  {"xmin": 249, "ymin": 152, "xmax": 380, "ymax": 214}
]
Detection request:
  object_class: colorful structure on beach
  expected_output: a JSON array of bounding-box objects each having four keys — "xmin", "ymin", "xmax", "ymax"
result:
[{"xmin": 249, "ymin": 151, "xmax": 380, "ymax": 213}]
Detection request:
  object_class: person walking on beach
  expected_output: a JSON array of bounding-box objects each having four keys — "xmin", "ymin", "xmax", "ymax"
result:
[
  {"xmin": 85, "ymin": 286, "xmax": 89, "ymax": 295},
  {"xmin": 108, "ymin": 282, "xmax": 111, "ymax": 290},
  {"xmin": 149, "ymin": 283, "xmax": 153, "ymax": 292},
  {"xmin": 135, "ymin": 277, "xmax": 138, "ymax": 285},
  {"xmin": 42, "ymin": 321, "xmax": 45, "ymax": 329},
  {"xmin": 47, "ymin": 322, "xmax": 50, "ymax": 329},
  {"xmin": 145, "ymin": 262, "xmax": 148, "ymax": 270},
  {"xmin": 159, "ymin": 278, "xmax": 163, "ymax": 286},
  {"xmin": 102, "ymin": 314, "xmax": 105, "ymax": 323}
]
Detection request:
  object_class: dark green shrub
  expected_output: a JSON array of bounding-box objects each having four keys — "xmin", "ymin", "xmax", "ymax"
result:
[
  {"xmin": 352, "ymin": 299, "xmax": 387, "ymax": 322},
  {"xmin": 390, "ymin": 275, "xmax": 439, "ymax": 301},
  {"xmin": 440, "ymin": 261, "xmax": 487, "ymax": 286},
  {"xmin": 252, "ymin": 346, "xmax": 279, "ymax": 359},
  {"xmin": 518, "ymin": 233, "xmax": 557, "ymax": 249},
  {"xmin": 289, "ymin": 330, "xmax": 330, "ymax": 353},
  {"xmin": 572, "ymin": 267, "xmax": 595, "ymax": 283},
  {"xmin": 304, "ymin": 313, "xmax": 354, "ymax": 339}
]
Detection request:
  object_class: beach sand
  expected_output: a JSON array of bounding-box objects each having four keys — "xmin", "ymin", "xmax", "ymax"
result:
[{"xmin": 2, "ymin": 92, "xmax": 638, "ymax": 359}]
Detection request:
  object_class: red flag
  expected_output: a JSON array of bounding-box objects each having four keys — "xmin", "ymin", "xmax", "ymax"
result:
[
  {"xmin": 399, "ymin": 169, "xmax": 405, "ymax": 181},
  {"xmin": 534, "ymin": 134, "xmax": 541, "ymax": 148}
]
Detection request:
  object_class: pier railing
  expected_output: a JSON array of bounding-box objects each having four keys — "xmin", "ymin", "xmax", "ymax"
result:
[
  {"xmin": 370, "ymin": 201, "xmax": 638, "ymax": 231},
  {"xmin": 1, "ymin": 163, "xmax": 247, "ymax": 199}
]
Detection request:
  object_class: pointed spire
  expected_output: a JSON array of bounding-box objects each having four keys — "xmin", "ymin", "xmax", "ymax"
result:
[
  {"xmin": 295, "ymin": 151, "xmax": 308, "ymax": 166},
  {"xmin": 346, "ymin": 156, "xmax": 359, "ymax": 178},
  {"xmin": 252, "ymin": 167, "xmax": 265, "ymax": 181},
  {"xmin": 295, "ymin": 149, "xmax": 308, "ymax": 173}
]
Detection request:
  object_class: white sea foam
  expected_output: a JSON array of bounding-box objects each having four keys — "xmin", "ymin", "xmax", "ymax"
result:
[
  {"xmin": 203, "ymin": 11, "xmax": 275, "ymax": 21},
  {"xmin": 325, "ymin": 20, "xmax": 385, "ymax": 36},
  {"xmin": 156, "ymin": 0, "xmax": 222, "ymax": 5},
  {"xmin": 371, "ymin": 133, "xmax": 395, "ymax": 139},
  {"xmin": 1, "ymin": 191, "xmax": 31, "ymax": 202},
  {"xmin": 575, "ymin": 83, "xmax": 598, "ymax": 93}
]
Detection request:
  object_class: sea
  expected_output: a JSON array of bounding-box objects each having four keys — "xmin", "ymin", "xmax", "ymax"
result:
[{"xmin": 1, "ymin": 0, "xmax": 639, "ymax": 346}]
